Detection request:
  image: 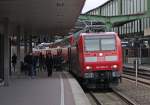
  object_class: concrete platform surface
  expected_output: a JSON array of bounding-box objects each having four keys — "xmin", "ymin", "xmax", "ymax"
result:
[{"xmin": 0, "ymin": 72, "xmax": 91, "ymax": 105}]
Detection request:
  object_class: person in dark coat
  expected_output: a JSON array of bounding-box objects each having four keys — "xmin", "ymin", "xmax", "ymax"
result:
[
  {"xmin": 53, "ymin": 55, "xmax": 57, "ymax": 70},
  {"xmin": 24, "ymin": 53, "xmax": 33, "ymax": 76},
  {"xmin": 55, "ymin": 50, "xmax": 64, "ymax": 71},
  {"xmin": 39, "ymin": 52, "xmax": 45, "ymax": 71},
  {"xmin": 12, "ymin": 53, "xmax": 17, "ymax": 72},
  {"xmin": 45, "ymin": 53, "xmax": 53, "ymax": 77},
  {"xmin": 32, "ymin": 54, "xmax": 38, "ymax": 76},
  {"xmin": 24, "ymin": 54, "xmax": 29, "ymax": 75}
]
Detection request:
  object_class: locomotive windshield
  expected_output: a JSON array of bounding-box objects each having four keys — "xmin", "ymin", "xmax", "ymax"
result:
[{"xmin": 84, "ymin": 35, "xmax": 116, "ymax": 51}]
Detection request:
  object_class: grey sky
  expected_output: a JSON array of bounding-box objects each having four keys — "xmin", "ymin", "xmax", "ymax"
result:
[{"xmin": 82, "ymin": 0, "xmax": 109, "ymax": 13}]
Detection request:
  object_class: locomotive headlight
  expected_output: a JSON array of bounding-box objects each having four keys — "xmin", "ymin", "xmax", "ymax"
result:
[
  {"xmin": 112, "ymin": 65, "xmax": 118, "ymax": 69},
  {"xmin": 86, "ymin": 66, "xmax": 92, "ymax": 70},
  {"xmin": 99, "ymin": 53, "xmax": 103, "ymax": 56}
]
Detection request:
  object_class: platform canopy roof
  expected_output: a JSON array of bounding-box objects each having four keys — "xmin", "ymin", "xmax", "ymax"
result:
[{"xmin": 0, "ymin": 0, "xmax": 85, "ymax": 35}]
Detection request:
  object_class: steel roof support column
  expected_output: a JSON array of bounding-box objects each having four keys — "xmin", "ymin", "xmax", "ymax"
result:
[
  {"xmin": 106, "ymin": 22, "xmax": 113, "ymax": 31},
  {"xmin": 24, "ymin": 33, "xmax": 28, "ymax": 56},
  {"xmin": 29, "ymin": 34, "xmax": 32, "ymax": 53},
  {"xmin": 118, "ymin": 0, "xmax": 122, "ymax": 15},
  {"xmin": 147, "ymin": 0, "xmax": 150, "ymax": 16},
  {"xmin": 16, "ymin": 25, "xmax": 21, "ymax": 72},
  {"xmin": 9, "ymin": 36, "xmax": 11, "ymax": 76},
  {"xmin": 3, "ymin": 18, "xmax": 10, "ymax": 86},
  {"xmin": 0, "ymin": 32, "xmax": 4, "ymax": 81}
]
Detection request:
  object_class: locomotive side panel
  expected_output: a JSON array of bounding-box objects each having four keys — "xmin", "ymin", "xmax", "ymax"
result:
[
  {"xmin": 116, "ymin": 34, "xmax": 123, "ymax": 73},
  {"xmin": 70, "ymin": 46, "xmax": 81, "ymax": 77}
]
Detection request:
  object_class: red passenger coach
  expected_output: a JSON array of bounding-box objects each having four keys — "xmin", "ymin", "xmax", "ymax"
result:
[{"xmin": 70, "ymin": 32, "xmax": 123, "ymax": 88}]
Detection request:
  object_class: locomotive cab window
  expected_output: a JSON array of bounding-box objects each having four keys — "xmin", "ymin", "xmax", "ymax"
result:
[
  {"xmin": 101, "ymin": 38, "xmax": 115, "ymax": 50},
  {"xmin": 84, "ymin": 38, "xmax": 99, "ymax": 51},
  {"xmin": 84, "ymin": 35, "xmax": 116, "ymax": 51}
]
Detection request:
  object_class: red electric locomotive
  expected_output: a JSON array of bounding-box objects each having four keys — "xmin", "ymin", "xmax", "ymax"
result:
[{"xmin": 70, "ymin": 32, "xmax": 123, "ymax": 88}]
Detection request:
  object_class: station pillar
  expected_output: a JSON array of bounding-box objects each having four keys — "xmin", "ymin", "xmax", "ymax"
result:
[
  {"xmin": 29, "ymin": 35, "xmax": 32, "ymax": 53},
  {"xmin": 3, "ymin": 18, "xmax": 10, "ymax": 86},
  {"xmin": 106, "ymin": 22, "xmax": 113, "ymax": 31},
  {"xmin": 16, "ymin": 25, "xmax": 21, "ymax": 72},
  {"xmin": 147, "ymin": 0, "xmax": 150, "ymax": 16},
  {"xmin": 24, "ymin": 33, "xmax": 28, "ymax": 56},
  {"xmin": 0, "ymin": 33, "xmax": 4, "ymax": 81}
]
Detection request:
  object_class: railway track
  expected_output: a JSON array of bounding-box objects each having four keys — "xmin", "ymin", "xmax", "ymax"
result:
[
  {"xmin": 86, "ymin": 89, "xmax": 137, "ymax": 105},
  {"xmin": 85, "ymin": 65, "xmax": 150, "ymax": 105},
  {"xmin": 123, "ymin": 66, "xmax": 150, "ymax": 80},
  {"xmin": 123, "ymin": 65, "xmax": 150, "ymax": 86},
  {"xmin": 122, "ymin": 74, "xmax": 150, "ymax": 86}
]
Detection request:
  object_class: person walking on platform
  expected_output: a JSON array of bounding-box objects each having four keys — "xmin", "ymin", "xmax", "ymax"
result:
[
  {"xmin": 24, "ymin": 54, "xmax": 30, "ymax": 75},
  {"xmin": 45, "ymin": 53, "xmax": 53, "ymax": 77},
  {"xmin": 12, "ymin": 53, "xmax": 17, "ymax": 72},
  {"xmin": 53, "ymin": 55, "xmax": 57, "ymax": 70},
  {"xmin": 32, "ymin": 54, "xmax": 38, "ymax": 76},
  {"xmin": 39, "ymin": 53, "xmax": 45, "ymax": 72},
  {"xmin": 24, "ymin": 53, "xmax": 33, "ymax": 77},
  {"xmin": 55, "ymin": 54, "xmax": 62, "ymax": 71}
]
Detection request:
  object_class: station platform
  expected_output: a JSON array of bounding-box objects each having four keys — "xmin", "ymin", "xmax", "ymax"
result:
[{"xmin": 0, "ymin": 72, "xmax": 91, "ymax": 105}]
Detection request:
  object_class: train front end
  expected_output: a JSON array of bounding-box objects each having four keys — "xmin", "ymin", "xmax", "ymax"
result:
[{"xmin": 80, "ymin": 32, "xmax": 123, "ymax": 87}]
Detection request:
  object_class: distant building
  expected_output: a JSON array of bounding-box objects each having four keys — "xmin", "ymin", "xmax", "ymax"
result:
[{"xmin": 84, "ymin": 0, "xmax": 150, "ymax": 39}]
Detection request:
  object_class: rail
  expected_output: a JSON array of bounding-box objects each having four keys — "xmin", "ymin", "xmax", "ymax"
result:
[{"xmin": 86, "ymin": 90, "xmax": 137, "ymax": 105}]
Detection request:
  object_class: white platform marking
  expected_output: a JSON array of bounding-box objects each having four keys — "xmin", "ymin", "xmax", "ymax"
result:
[{"xmin": 60, "ymin": 74, "xmax": 64, "ymax": 105}]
